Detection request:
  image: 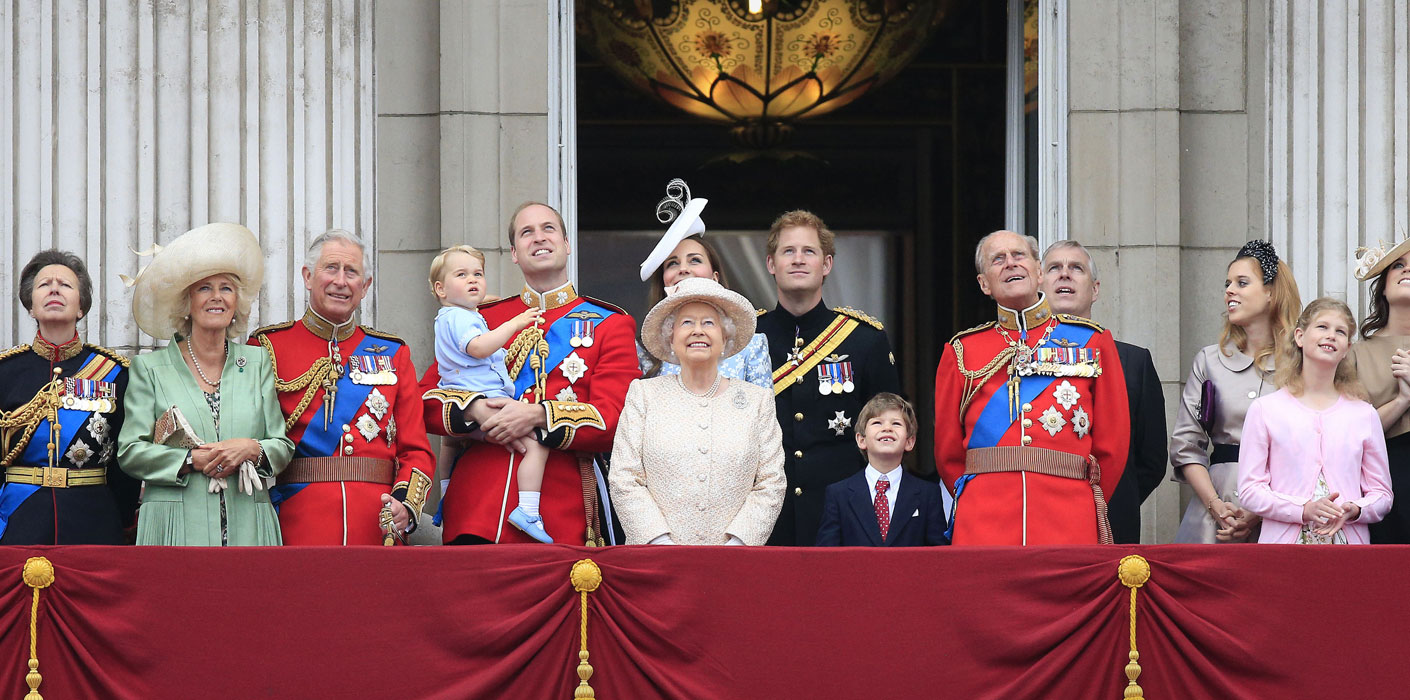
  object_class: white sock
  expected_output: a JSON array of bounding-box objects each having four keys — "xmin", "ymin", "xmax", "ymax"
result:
[{"xmin": 518, "ymin": 491, "xmax": 541, "ymax": 518}]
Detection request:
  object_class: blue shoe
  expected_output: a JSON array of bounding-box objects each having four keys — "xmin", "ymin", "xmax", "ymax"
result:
[{"xmin": 508, "ymin": 506, "xmax": 554, "ymax": 543}]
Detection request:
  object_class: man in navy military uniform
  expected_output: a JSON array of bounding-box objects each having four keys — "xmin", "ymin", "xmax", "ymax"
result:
[{"xmin": 756, "ymin": 210, "xmax": 901, "ymax": 546}]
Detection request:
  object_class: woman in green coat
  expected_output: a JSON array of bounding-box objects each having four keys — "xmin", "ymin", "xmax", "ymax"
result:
[{"xmin": 118, "ymin": 223, "xmax": 293, "ymax": 545}]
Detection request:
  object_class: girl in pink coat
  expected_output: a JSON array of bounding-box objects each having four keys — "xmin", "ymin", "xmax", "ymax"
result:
[{"xmin": 1238, "ymin": 297, "xmax": 1394, "ymax": 544}]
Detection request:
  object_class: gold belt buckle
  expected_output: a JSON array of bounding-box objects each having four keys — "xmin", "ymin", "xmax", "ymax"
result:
[{"xmin": 41, "ymin": 467, "xmax": 68, "ymax": 488}]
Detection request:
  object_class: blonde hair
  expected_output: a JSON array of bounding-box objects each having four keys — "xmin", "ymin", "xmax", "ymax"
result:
[
  {"xmin": 855, "ymin": 392, "xmax": 918, "ymax": 441},
  {"xmin": 766, "ymin": 209, "xmax": 836, "ymax": 258},
  {"xmin": 427, "ymin": 245, "xmax": 487, "ymax": 297},
  {"xmin": 172, "ymin": 273, "xmax": 250, "ymax": 341},
  {"xmin": 1274, "ymin": 297, "xmax": 1367, "ymax": 400},
  {"xmin": 1219, "ymin": 258, "xmax": 1301, "ymax": 370}
]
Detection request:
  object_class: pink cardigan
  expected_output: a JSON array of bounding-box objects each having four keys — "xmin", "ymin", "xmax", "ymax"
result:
[{"xmin": 1237, "ymin": 389, "xmax": 1394, "ymax": 544}]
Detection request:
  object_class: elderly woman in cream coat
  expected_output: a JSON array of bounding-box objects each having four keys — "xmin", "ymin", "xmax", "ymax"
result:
[{"xmin": 610, "ymin": 277, "xmax": 785, "ymax": 545}]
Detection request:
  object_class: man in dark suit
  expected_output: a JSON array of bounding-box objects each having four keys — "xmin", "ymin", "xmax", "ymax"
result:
[
  {"xmin": 815, "ymin": 393, "xmax": 948, "ymax": 546},
  {"xmin": 1041, "ymin": 240, "xmax": 1168, "ymax": 543}
]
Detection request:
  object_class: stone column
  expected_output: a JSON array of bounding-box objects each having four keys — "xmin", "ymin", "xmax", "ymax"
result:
[
  {"xmin": 0, "ymin": 0, "xmax": 375, "ymax": 352},
  {"xmin": 1068, "ymin": 0, "xmax": 1185, "ymax": 542},
  {"xmin": 1266, "ymin": 0, "xmax": 1410, "ymax": 312}
]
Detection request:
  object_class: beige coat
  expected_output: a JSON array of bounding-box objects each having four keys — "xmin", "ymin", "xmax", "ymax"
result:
[
  {"xmin": 1350, "ymin": 333, "xmax": 1410, "ymax": 439},
  {"xmin": 609, "ymin": 376, "xmax": 785, "ymax": 545}
]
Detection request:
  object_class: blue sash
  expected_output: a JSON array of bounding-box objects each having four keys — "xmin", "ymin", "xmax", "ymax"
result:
[
  {"xmin": 950, "ymin": 322, "xmax": 1097, "ymax": 540},
  {"xmin": 0, "ymin": 353, "xmax": 123, "ymax": 537},
  {"xmin": 274, "ymin": 335, "xmax": 403, "ymax": 510},
  {"xmin": 966, "ymin": 323, "xmax": 1096, "ymax": 449},
  {"xmin": 510, "ymin": 300, "xmax": 615, "ymax": 399}
]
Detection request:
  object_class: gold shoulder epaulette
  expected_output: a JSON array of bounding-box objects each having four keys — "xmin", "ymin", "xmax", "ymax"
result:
[
  {"xmin": 834, "ymin": 306, "xmax": 883, "ymax": 330},
  {"xmin": 0, "ymin": 344, "xmax": 31, "ymax": 363},
  {"xmin": 1056, "ymin": 314, "xmax": 1105, "ymax": 332},
  {"xmin": 360, "ymin": 326, "xmax": 404, "ymax": 343},
  {"xmin": 252, "ymin": 319, "xmax": 296, "ymax": 337},
  {"xmin": 87, "ymin": 344, "xmax": 131, "ymax": 368},
  {"xmin": 948, "ymin": 321, "xmax": 995, "ymax": 344},
  {"xmin": 580, "ymin": 295, "xmax": 628, "ymax": 316},
  {"xmin": 755, "ymin": 308, "xmax": 767, "ymax": 317}
]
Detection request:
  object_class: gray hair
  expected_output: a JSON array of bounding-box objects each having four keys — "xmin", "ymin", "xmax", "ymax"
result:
[
  {"xmin": 656, "ymin": 301, "xmax": 738, "ymax": 364},
  {"xmin": 1041, "ymin": 239, "xmax": 1100, "ymax": 281},
  {"xmin": 170, "ymin": 273, "xmax": 251, "ymax": 341},
  {"xmin": 304, "ymin": 229, "xmax": 372, "ymax": 276},
  {"xmin": 973, "ymin": 230, "xmax": 1040, "ymax": 275}
]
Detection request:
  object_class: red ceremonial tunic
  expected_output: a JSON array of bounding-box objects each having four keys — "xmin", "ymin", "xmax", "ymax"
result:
[
  {"xmin": 251, "ymin": 311, "xmax": 435, "ymax": 545},
  {"xmin": 934, "ymin": 297, "xmax": 1129, "ymax": 545},
  {"xmin": 420, "ymin": 283, "xmax": 638, "ymax": 545}
]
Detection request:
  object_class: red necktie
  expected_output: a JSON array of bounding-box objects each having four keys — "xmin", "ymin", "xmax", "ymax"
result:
[{"xmin": 875, "ymin": 477, "xmax": 891, "ymax": 541}]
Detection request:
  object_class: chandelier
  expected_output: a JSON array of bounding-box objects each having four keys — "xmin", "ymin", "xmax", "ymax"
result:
[{"xmin": 578, "ymin": 0, "xmax": 951, "ymax": 147}]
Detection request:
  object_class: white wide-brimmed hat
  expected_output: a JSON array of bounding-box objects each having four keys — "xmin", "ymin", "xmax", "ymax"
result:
[
  {"xmin": 641, "ymin": 277, "xmax": 757, "ymax": 363},
  {"xmin": 129, "ymin": 223, "xmax": 265, "ymax": 338},
  {"xmin": 1355, "ymin": 237, "xmax": 1410, "ymax": 281},
  {"xmin": 639, "ymin": 178, "xmax": 708, "ymax": 282}
]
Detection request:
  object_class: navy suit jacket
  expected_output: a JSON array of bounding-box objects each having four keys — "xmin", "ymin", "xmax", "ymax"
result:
[{"xmin": 815, "ymin": 470, "xmax": 949, "ymax": 546}]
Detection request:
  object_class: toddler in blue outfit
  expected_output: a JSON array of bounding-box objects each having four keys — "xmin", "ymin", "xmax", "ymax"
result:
[{"xmin": 430, "ymin": 245, "xmax": 551, "ymax": 542}]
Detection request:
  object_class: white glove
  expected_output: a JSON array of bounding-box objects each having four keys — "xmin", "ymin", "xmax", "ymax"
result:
[
  {"xmin": 237, "ymin": 460, "xmax": 264, "ymax": 495},
  {"xmin": 206, "ymin": 474, "xmax": 228, "ymax": 494},
  {"xmin": 648, "ymin": 533, "xmax": 676, "ymax": 545}
]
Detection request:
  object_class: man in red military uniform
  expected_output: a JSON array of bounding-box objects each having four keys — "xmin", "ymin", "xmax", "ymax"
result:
[
  {"xmin": 420, "ymin": 202, "xmax": 638, "ymax": 545},
  {"xmin": 251, "ymin": 230, "xmax": 435, "ymax": 545},
  {"xmin": 935, "ymin": 230, "xmax": 1129, "ymax": 545}
]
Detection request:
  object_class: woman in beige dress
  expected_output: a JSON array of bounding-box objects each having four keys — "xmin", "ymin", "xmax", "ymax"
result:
[
  {"xmin": 609, "ymin": 277, "xmax": 785, "ymax": 545},
  {"xmin": 1170, "ymin": 241, "xmax": 1301, "ymax": 543},
  {"xmin": 1349, "ymin": 239, "xmax": 1410, "ymax": 542}
]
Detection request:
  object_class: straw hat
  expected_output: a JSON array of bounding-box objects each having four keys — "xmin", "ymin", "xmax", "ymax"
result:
[
  {"xmin": 1354, "ymin": 237, "xmax": 1410, "ymax": 281},
  {"xmin": 129, "ymin": 223, "xmax": 265, "ymax": 338},
  {"xmin": 641, "ymin": 277, "xmax": 756, "ymax": 363},
  {"xmin": 639, "ymin": 178, "xmax": 708, "ymax": 282}
]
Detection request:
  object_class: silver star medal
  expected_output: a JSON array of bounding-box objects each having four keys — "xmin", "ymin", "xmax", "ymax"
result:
[
  {"xmin": 828, "ymin": 411, "xmax": 852, "ymax": 436},
  {"xmin": 87, "ymin": 413, "xmax": 110, "ymax": 444},
  {"xmin": 64, "ymin": 439, "xmax": 93, "ymax": 468},
  {"xmin": 385, "ymin": 416, "xmax": 397, "ymax": 447},
  {"xmin": 556, "ymin": 386, "xmax": 579, "ymax": 402},
  {"xmin": 356, "ymin": 413, "xmax": 380, "ymax": 442},
  {"xmin": 560, "ymin": 352, "xmax": 589, "ymax": 385},
  {"xmin": 365, "ymin": 388, "xmax": 390, "ymax": 421}
]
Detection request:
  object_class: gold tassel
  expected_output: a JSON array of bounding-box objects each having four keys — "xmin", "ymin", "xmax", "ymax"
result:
[
  {"xmin": 21, "ymin": 557, "xmax": 55, "ymax": 700},
  {"xmin": 1117, "ymin": 555, "xmax": 1150, "ymax": 700},
  {"xmin": 570, "ymin": 559, "xmax": 602, "ymax": 699}
]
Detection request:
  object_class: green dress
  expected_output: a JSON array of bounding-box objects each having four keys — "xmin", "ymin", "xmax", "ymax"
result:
[{"xmin": 118, "ymin": 338, "xmax": 294, "ymax": 545}]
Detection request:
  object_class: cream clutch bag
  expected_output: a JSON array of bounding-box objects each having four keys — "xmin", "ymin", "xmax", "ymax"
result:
[{"xmin": 153, "ymin": 405, "xmax": 204, "ymax": 449}]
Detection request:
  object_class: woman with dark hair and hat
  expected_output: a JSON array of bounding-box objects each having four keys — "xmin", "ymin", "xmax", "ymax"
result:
[
  {"xmin": 0, "ymin": 250, "xmax": 139, "ymax": 544},
  {"xmin": 118, "ymin": 223, "xmax": 293, "ymax": 546},
  {"xmin": 1348, "ymin": 238, "xmax": 1410, "ymax": 542},
  {"xmin": 636, "ymin": 179, "xmax": 772, "ymax": 388},
  {"xmin": 610, "ymin": 277, "xmax": 785, "ymax": 545},
  {"xmin": 1169, "ymin": 240, "xmax": 1302, "ymax": 542}
]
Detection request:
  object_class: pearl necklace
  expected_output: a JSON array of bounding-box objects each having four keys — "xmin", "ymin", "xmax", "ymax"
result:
[
  {"xmin": 187, "ymin": 338, "xmax": 228, "ymax": 388},
  {"xmin": 676, "ymin": 372, "xmax": 722, "ymax": 398}
]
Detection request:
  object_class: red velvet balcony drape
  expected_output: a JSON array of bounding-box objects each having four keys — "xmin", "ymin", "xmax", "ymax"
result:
[{"xmin": 0, "ymin": 545, "xmax": 1405, "ymax": 699}]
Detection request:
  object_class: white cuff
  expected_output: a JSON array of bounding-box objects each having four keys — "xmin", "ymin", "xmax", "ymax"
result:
[
  {"xmin": 725, "ymin": 535, "xmax": 745, "ymax": 546},
  {"xmin": 648, "ymin": 533, "xmax": 676, "ymax": 545}
]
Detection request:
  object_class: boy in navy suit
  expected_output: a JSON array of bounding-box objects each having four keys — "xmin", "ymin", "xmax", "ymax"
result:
[{"xmin": 815, "ymin": 393, "xmax": 949, "ymax": 546}]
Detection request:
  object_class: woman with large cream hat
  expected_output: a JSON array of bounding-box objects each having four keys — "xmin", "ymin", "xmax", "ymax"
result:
[
  {"xmin": 118, "ymin": 222, "xmax": 294, "ymax": 546},
  {"xmin": 609, "ymin": 276, "xmax": 785, "ymax": 545},
  {"xmin": 1349, "ymin": 236, "xmax": 1410, "ymax": 542}
]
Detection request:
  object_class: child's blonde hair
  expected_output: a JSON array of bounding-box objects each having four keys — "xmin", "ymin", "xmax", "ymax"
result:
[
  {"xmin": 1274, "ymin": 297, "xmax": 1367, "ymax": 400},
  {"xmin": 428, "ymin": 245, "xmax": 487, "ymax": 297}
]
